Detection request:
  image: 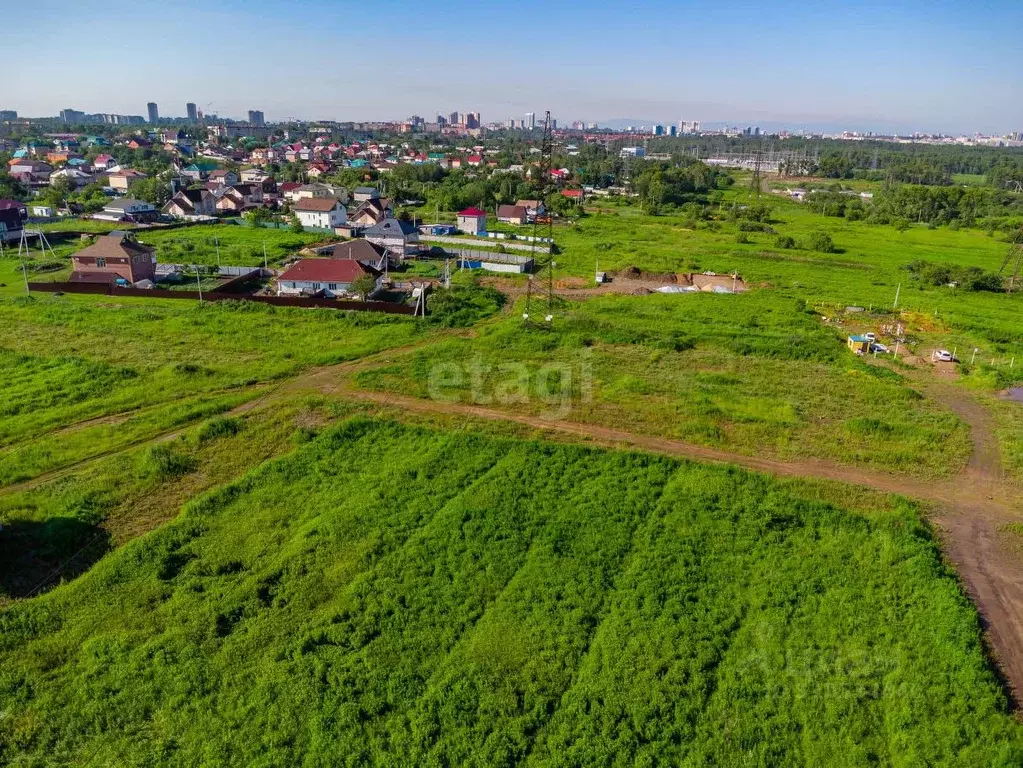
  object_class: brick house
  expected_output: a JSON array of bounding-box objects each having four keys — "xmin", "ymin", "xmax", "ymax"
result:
[{"xmin": 70, "ymin": 232, "xmax": 157, "ymax": 284}]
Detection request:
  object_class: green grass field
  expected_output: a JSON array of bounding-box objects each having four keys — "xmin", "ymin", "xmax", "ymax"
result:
[
  {"xmin": 1, "ymin": 418, "xmax": 1019, "ymax": 766},
  {"xmin": 352, "ymin": 290, "xmax": 973, "ymax": 477}
]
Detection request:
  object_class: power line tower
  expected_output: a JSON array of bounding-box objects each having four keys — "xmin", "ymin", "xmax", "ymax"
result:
[
  {"xmin": 523, "ymin": 110, "xmax": 556, "ymax": 327},
  {"xmin": 1000, "ymin": 225, "xmax": 1023, "ymax": 293},
  {"xmin": 749, "ymin": 137, "xmax": 764, "ymax": 197}
]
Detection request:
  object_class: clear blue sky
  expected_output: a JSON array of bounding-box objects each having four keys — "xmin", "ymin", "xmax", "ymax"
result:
[{"xmin": 4, "ymin": 0, "xmax": 1022, "ymax": 134}]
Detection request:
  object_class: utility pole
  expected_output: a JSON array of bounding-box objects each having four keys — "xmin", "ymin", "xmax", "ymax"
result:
[
  {"xmin": 215, "ymin": 236, "xmax": 221, "ymax": 268},
  {"xmin": 195, "ymin": 265, "xmax": 203, "ymax": 304},
  {"xmin": 893, "ymin": 283, "xmax": 901, "ymax": 309},
  {"xmin": 22, "ymin": 261, "xmax": 29, "ymax": 295},
  {"xmin": 263, "ymin": 241, "xmax": 268, "ymax": 271},
  {"xmin": 971, "ymin": 348, "xmax": 978, "ymax": 365}
]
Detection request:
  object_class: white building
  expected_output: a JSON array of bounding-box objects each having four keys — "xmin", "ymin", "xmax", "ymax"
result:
[{"xmin": 293, "ymin": 197, "xmax": 346, "ymax": 229}]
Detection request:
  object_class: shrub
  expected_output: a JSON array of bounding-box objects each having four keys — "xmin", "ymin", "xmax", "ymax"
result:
[
  {"xmin": 198, "ymin": 417, "xmax": 243, "ymax": 443},
  {"xmin": 136, "ymin": 444, "xmax": 197, "ymax": 481},
  {"xmin": 774, "ymin": 235, "xmax": 796, "ymax": 249},
  {"xmin": 735, "ymin": 232, "xmax": 751, "ymax": 244},
  {"xmin": 807, "ymin": 231, "xmax": 836, "ymax": 253}
]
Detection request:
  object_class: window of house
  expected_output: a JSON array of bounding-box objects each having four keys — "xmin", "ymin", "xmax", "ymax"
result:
[
  {"xmin": 328, "ymin": 283, "xmax": 338, "ymax": 291},
  {"xmin": 312, "ymin": 282, "xmax": 321, "ymax": 290},
  {"xmin": 96, "ymin": 258, "xmax": 106, "ymax": 267}
]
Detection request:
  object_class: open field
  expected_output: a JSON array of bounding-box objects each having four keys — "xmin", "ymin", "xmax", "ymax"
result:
[
  {"xmin": 135, "ymin": 223, "xmax": 328, "ymax": 267},
  {"xmin": 1, "ymin": 418, "xmax": 1020, "ymax": 765},
  {"xmin": 350, "ymin": 290, "xmax": 974, "ymax": 477}
]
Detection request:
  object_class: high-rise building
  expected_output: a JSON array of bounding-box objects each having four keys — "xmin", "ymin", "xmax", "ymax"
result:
[
  {"xmin": 248, "ymin": 110, "xmax": 265, "ymax": 126},
  {"xmin": 678, "ymin": 119, "xmax": 688, "ymax": 134},
  {"xmin": 653, "ymin": 124, "xmax": 664, "ymax": 136},
  {"xmin": 692, "ymin": 120, "xmax": 700, "ymax": 133},
  {"xmin": 464, "ymin": 111, "xmax": 480, "ymax": 129},
  {"xmin": 525, "ymin": 112, "xmax": 535, "ymax": 130},
  {"xmin": 436, "ymin": 115, "xmax": 447, "ymax": 125},
  {"xmin": 60, "ymin": 108, "xmax": 85, "ymax": 123},
  {"xmin": 551, "ymin": 118, "xmax": 557, "ymax": 130},
  {"xmin": 147, "ymin": 102, "xmax": 159, "ymax": 123},
  {"xmin": 186, "ymin": 103, "xmax": 198, "ymax": 122},
  {"xmin": 669, "ymin": 125, "xmax": 677, "ymax": 137},
  {"xmin": 449, "ymin": 111, "xmax": 460, "ymax": 125},
  {"xmin": 0, "ymin": 110, "xmax": 17, "ymax": 121}
]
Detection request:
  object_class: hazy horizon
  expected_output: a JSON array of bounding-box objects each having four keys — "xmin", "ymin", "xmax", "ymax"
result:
[{"xmin": 5, "ymin": 0, "xmax": 1022, "ymax": 136}]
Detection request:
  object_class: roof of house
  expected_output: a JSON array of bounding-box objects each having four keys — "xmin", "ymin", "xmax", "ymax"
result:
[
  {"xmin": 293, "ymin": 197, "xmax": 341, "ymax": 212},
  {"xmin": 516, "ymin": 199, "xmax": 541, "ymax": 208},
  {"xmin": 329, "ymin": 240, "xmax": 385, "ymax": 263},
  {"xmin": 457, "ymin": 207, "xmax": 488, "ymax": 217},
  {"xmin": 103, "ymin": 199, "xmax": 155, "ymax": 211},
  {"xmin": 0, "ymin": 199, "xmax": 26, "ymax": 211},
  {"xmin": 209, "ymin": 169, "xmax": 233, "ymax": 178},
  {"xmin": 353, "ymin": 186, "xmax": 379, "ymax": 195},
  {"xmin": 278, "ymin": 258, "xmax": 377, "ymax": 284},
  {"xmin": 365, "ymin": 218, "xmax": 417, "ymax": 237},
  {"xmin": 279, "ymin": 182, "xmax": 302, "ymax": 192},
  {"xmin": 497, "ymin": 204, "xmax": 527, "ymax": 219},
  {"xmin": 72, "ymin": 233, "xmax": 154, "ymax": 260},
  {"xmin": 70, "ymin": 271, "xmax": 119, "ymax": 284}
]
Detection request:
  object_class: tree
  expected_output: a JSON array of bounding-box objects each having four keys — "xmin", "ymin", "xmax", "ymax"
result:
[
  {"xmin": 245, "ymin": 207, "xmax": 273, "ymax": 227},
  {"xmin": 128, "ymin": 176, "xmax": 171, "ymax": 206},
  {"xmin": 351, "ymin": 273, "xmax": 378, "ymax": 301},
  {"xmin": 288, "ymin": 212, "xmax": 304, "ymax": 233},
  {"xmin": 807, "ymin": 231, "xmax": 836, "ymax": 253},
  {"xmin": 0, "ymin": 172, "xmax": 28, "ymax": 201}
]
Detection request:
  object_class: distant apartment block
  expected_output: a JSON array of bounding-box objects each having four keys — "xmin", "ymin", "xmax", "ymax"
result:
[
  {"xmin": 147, "ymin": 102, "xmax": 159, "ymax": 123},
  {"xmin": 248, "ymin": 110, "xmax": 265, "ymax": 126},
  {"xmin": 0, "ymin": 110, "xmax": 16, "ymax": 121},
  {"xmin": 186, "ymin": 103, "xmax": 198, "ymax": 122}
]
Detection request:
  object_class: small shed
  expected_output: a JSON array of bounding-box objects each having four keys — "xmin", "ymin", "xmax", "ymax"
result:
[{"xmin": 847, "ymin": 335, "xmax": 871, "ymax": 354}]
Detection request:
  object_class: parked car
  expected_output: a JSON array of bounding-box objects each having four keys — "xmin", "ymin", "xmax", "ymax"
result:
[
  {"xmin": 871, "ymin": 343, "xmax": 889, "ymax": 353},
  {"xmin": 934, "ymin": 349, "xmax": 955, "ymax": 362}
]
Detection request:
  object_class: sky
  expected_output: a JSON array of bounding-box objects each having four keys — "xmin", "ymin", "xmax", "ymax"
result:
[{"xmin": 3, "ymin": 0, "xmax": 1022, "ymax": 135}]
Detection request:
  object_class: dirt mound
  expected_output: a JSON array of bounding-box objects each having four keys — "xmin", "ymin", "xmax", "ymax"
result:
[{"xmin": 614, "ymin": 266, "xmax": 679, "ymax": 283}]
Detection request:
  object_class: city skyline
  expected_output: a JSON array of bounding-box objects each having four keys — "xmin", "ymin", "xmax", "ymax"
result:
[{"xmin": 4, "ymin": 0, "xmax": 1023, "ymax": 136}]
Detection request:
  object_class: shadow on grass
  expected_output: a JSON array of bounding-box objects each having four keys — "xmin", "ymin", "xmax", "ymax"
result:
[{"xmin": 0, "ymin": 517, "xmax": 112, "ymax": 599}]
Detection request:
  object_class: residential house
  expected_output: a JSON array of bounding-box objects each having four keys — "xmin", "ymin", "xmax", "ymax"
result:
[
  {"xmin": 348, "ymin": 198, "xmax": 393, "ymax": 228},
  {"xmin": 296, "ymin": 182, "xmax": 333, "ymax": 200},
  {"xmin": 95, "ymin": 199, "xmax": 158, "ymax": 222},
  {"xmin": 91, "ymin": 154, "xmax": 116, "ymax": 172},
  {"xmin": 8, "ymin": 158, "xmax": 52, "ymax": 181},
  {"xmin": 496, "ymin": 204, "xmax": 528, "ymax": 225},
  {"xmin": 106, "ymin": 169, "xmax": 147, "ymax": 193},
  {"xmin": 353, "ymin": 186, "xmax": 380, "ymax": 202},
  {"xmin": 70, "ymin": 232, "xmax": 156, "ymax": 284},
  {"xmin": 162, "ymin": 189, "xmax": 217, "ymax": 218},
  {"xmin": 307, "ymin": 161, "xmax": 332, "ymax": 178},
  {"xmin": 516, "ymin": 199, "xmax": 544, "ymax": 220},
  {"xmin": 293, "ymin": 197, "xmax": 346, "ymax": 229},
  {"xmin": 327, "ymin": 239, "xmax": 388, "ymax": 270},
  {"xmin": 0, "ymin": 199, "xmax": 28, "ymax": 222},
  {"xmin": 240, "ymin": 168, "xmax": 271, "ymax": 184},
  {"xmin": 0, "ymin": 207, "xmax": 25, "ymax": 242},
  {"xmin": 180, "ymin": 162, "xmax": 219, "ymax": 182},
  {"xmin": 279, "ymin": 182, "xmax": 303, "ymax": 202},
  {"xmin": 364, "ymin": 218, "xmax": 419, "ymax": 263},
  {"xmin": 208, "ymin": 169, "xmax": 240, "ymax": 186},
  {"xmin": 560, "ymin": 188, "xmax": 584, "ymax": 200},
  {"xmin": 276, "ymin": 258, "xmax": 381, "ymax": 298},
  {"xmin": 50, "ymin": 167, "xmax": 94, "ymax": 189},
  {"xmin": 456, "ymin": 207, "xmax": 487, "ymax": 235}
]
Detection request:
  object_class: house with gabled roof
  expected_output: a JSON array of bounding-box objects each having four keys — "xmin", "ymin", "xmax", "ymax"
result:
[
  {"xmin": 456, "ymin": 207, "xmax": 487, "ymax": 235},
  {"xmin": 293, "ymin": 197, "xmax": 346, "ymax": 229},
  {"xmin": 163, "ymin": 188, "xmax": 217, "ymax": 218},
  {"xmin": 364, "ymin": 218, "xmax": 419, "ymax": 263},
  {"xmin": 70, "ymin": 231, "xmax": 156, "ymax": 284},
  {"xmin": 276, "ymin": 258, "xmax": 381, "ymax": 298}
]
